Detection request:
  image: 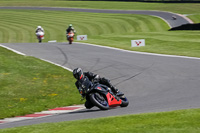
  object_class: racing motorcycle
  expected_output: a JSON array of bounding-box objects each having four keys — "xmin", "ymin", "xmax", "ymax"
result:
[
  {"xmin": 36, "ymin": 31, "xmax": 44, "ymax": 43},
  {"xmin": 67, "ymin": 30, "xmax": 75, "ymax": 44},
  {"xmin": 80, "ymin": 77, "xmax": 129, "ymax": 110}
]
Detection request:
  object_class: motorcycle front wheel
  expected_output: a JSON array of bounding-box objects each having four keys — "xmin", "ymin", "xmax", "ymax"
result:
[
  {"xmin": 120, "ymin": 96, "xmax": 129, "ymax": 107},
  {"xmin": 90, "ymin": 92, "xmax": 109, "ymax": 110},
  {"xmin": 38, "ymin": 37, "xmax": 42, "ymax": 43}
]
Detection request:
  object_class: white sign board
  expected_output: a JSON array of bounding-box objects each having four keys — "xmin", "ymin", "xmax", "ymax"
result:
[
  {"xmin": 77, "ymin": 35, "xmax": 87, "ymax": 41},
  {"xmin": 48, "ymin": 40, "xmax": 57, "ymax": 43},
  {"xmin": 131, "ymin": 39, "xmax": 145, "ymax": 47}
]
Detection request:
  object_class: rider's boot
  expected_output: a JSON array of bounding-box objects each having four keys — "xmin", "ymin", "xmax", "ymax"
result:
[{"xmin": 111, "ymin": 86, "xmax": 124, "ymax": 97}]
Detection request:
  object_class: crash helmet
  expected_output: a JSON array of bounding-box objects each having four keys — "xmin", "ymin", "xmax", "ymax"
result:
[
  {"xmin": 37, "ymin": 26, "xmax": 42, "ymax": 29},
  {"xmin": 69, "ymin": 24, "xmax": 73, "ymax": 27},
  {"xmin": 73, "ymin": 68, "xmax": 84, "ymax": 80}
]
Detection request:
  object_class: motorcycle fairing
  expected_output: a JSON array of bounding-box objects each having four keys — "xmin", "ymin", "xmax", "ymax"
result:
[
  {"xmin": 36, "ymin": 31, "xmax": 44, "ymax": 39},
  {"xmin": 68, "ymin": 32, "xmax": 74, "ymax": 40},
  {"xmin": 106, "ymin": 92, "xmax": 122, "ymax": 107},
  {"xmin": 92, "ymin": 85, "xmax": 121, "ymax": 107}
]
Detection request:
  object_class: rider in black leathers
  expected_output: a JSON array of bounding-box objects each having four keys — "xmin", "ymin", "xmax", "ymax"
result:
[
  {"xmin": 73, "ymin": 68, "xmax": 123, "ymax": 96},
  {"xmin": 73, "ymin": 68, "xmax": 123, "ymax": 108},
  {"xmin": 66, "ymin": 24, "xmax": 76, "ymax": 41},
  {"xmin": 66, "ymin": 24, "xmax": 75, "ymax": 34}
]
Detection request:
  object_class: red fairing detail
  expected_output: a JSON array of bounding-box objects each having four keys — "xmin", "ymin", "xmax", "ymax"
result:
[
  {"xmin": 106, "ymin": 92, "xmax": 122, "ymax": 107},
  {"xmin": 40, "ymin": 35, "xmax": 44, "ymax": 37},
  {"xmin": 80, "ymin": 74, "xmax": 83, "ymax": 79},
  {"xmin": 97, "ymin": 87, "xmax": 102, "ymax": 90}
]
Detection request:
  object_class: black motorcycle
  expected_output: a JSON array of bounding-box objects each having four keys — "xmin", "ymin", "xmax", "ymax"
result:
[{"xmin": 80, "ymin": 77, "xmax": 129, "ymax": 110}]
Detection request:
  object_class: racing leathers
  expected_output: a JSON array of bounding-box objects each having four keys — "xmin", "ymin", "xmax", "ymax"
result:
[
  {"xmin": 66, "ymin": 26, "xmax": 75, "ymax": 34},
  {"xmin": 66, "ymin": 26, "xmax": 75, "ymax": 40},
  {"xmin": 75, "ymin": 71, "xmax": 122, "ymax": 98}
]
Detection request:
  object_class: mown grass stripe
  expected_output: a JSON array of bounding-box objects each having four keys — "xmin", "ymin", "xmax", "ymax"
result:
[
  {"xmin": 0, "ymin": 21, "xmax": 33, "ymax": 43},
  {"xmin": 0, "ymin": 9, "xmax": 199, "ymax": 58}
]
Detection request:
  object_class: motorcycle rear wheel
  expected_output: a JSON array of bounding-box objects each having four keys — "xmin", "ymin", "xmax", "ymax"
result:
[{"xmin": 90, "ymin": 92, "xmax": 109, "ymax": 110}]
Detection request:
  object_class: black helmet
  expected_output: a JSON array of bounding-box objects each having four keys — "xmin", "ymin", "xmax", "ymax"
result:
[{"xmin": 73, "ymin": 68, "xmax": 84, "ymax": 79}]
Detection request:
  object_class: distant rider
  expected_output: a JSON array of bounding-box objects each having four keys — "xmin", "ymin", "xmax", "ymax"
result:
[
  {"xmin": 66, "ymin": 24, "xmax": 76, "ymax": 40},
  {"xmin": 35, "ymin": 26, "xmax": 44, "ymax": 33},
  {"xmin": 73, "ymin": 68, "xmax": 124, "ymax": 98},
  {"xmin": 66, "ymin": 24, "xmax": 76, "ymax": 34}
]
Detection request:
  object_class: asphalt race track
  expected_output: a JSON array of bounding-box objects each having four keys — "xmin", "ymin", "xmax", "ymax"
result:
[
  {"xmin": 0, "ymin": 7, "xmax": 193, "ymax": 28},
  {"xmin": 0, "ymin": 7, "xmax": 198, "ymax": 129},
  {"xmin": 0, "ymin": 42, "xmax": 200, "ymax": 129}
]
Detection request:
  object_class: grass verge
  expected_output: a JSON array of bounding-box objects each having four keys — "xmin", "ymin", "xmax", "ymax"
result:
[
  {"xmin": 0, "ymin": 108, "xmax": 200, "ymax": 133},
  {"xmin": 0, "ymin": 9, "xmax": 200, "ymax": 57},
  {"xmin": 0, "ymin": 46, "xmax": 82, "ymax": 119},
  {"xmin": 0, "ymin": 0, "xmax": 199, "ymax": 14},
  {"xmin": 0, "ymin": 0, "xmax": 200, "ymax": 23}
]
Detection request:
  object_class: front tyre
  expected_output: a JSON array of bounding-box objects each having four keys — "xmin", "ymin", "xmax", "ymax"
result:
[
  {"xmin": 69, "ymin": 40, "xmax": 72, "ymax": 44},
  {"xmin": 39, "ymin": 37, "xmax": 42, "ymax": 43},
  {"xmin": 120, "ymin": 96, "xmax": 129, "ymax": 107},
  {"xmin": 90, "ymin": 92, "xmax": 109, "ymax": 110}
]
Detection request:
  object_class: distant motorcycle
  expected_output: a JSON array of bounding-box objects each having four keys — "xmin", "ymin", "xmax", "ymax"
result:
[
  {"xmin": 172, "ymin": 15, "xmax": 177, "ymax": 20},
  {"xmin": 80, "ymin": 77, "xmax": 129, "ymax": 110},
  {"xmin": 36, "ymin": 31, "xmax": 44, "ymax": 43},
  {"xmin": 67, "ymin": 30, "xmax": 75, "ymax": 44}
]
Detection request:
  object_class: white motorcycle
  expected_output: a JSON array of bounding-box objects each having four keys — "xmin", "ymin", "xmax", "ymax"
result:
[{"xmin": 36, "ymin": 31, "xmax": 44, "ymax": 43}]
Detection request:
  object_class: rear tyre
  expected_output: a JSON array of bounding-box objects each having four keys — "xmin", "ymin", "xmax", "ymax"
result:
[
  {"xmin": 90, "ymin": 92, "xmax": 109, "ymax": 110},
  {"xmin": 120, "ymin": 96, "xmax": 129, "ymax": 107}
]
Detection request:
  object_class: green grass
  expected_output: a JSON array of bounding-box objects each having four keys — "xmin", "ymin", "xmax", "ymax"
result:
[
  {"xmin": 1, "ymin": 108, "xmax": 200, "ymax": 133},
  {"xmin": 0, "ymin": 0, "xmax": 200, "ymax": 15},
  {"xmin": 188, "ymin": 14, "xmax": 200, "ymax": 23},
  {"xmin": 0, "ymin": 1, "xmax": 200, "ymax": 120},
  {"xmin": 0, "ymin": 9, "xmax": 200, "ymax": 58},
  {"xmin": 0, "ymin": 46, "xmax": 82, "ymax": 119}
]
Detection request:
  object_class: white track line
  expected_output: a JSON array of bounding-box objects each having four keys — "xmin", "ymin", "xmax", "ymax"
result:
[
  {"xmin": 0, "ymin": 44, "xmax": 26, "ymax": 56},
  {"xmin": 0, "ymin": 44, "xmax": 73, "ymax": 72}
]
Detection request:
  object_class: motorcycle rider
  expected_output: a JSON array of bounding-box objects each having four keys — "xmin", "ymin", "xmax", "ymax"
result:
[
  {"xmin": 73, "ymin": 68, "xmax": 124, "ymax": 97},
  {"xmin": 73, "ymin": 68, "xmax": 124, "ymax": 109},
  {"xmin": 66, "ymin": 24, "xmax": 76, "ymax": 40},
  {"xmin": 35, "ymin": 26, "xmax": 44, "ymax": 33}
]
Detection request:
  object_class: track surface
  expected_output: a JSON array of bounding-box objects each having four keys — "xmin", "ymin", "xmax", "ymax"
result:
[
  {"xmin": 0, "ymin": 7, "xmax": 193, "ymax": 28},
  {"xmin": 0, "ymin": 7, "xmax": 197, "ymax": 128},
  {"xmin": 0, "ymin": 42, "xmax": 200, "ymax": 129}
]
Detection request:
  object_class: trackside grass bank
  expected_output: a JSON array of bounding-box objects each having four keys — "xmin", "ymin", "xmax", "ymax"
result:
[
  {"xmin": 0, "ymin": 1, "xmax": 199, "ymax": 14},
  {"xmin": 1, "ymin": 108, "xmax": 200, "ymax": 133},
  {"xmin": 0, "ymin": 47, "xmax": 82, "ymax": 119},
  {"xmin": 0, "ymin": 10, "xmax": 200, "ymax": 57},
  {"xmin": 0, "ymin": 1, "xmax": 199, "ymax": 23}
]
